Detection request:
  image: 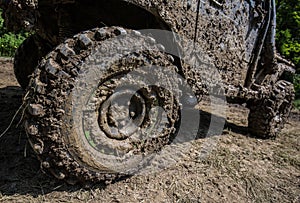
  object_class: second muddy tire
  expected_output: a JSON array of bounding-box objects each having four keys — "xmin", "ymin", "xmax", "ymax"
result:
[
  {"xmin": 24, "ymin": 27, "xmax": 181, "ymax": 184},
  {"xmin": 14, "ymin": 34, "xmax": 51, "ymax": 89},
  {"xmin": 248, "ymin": 80, "xmax": 295, "ymax": 138}
]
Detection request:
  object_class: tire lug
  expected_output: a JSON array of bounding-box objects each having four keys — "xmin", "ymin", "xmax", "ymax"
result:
[
  {"xmin": 28, "ymin": 104, "xmax": 45, "ymax": 116},
  {"xmin": 57, "ymin": 70, "xmax": 71, "ymax": 79},
  {"xmin": 53, "ymin": 172, "xmax": 66, "ymax": 180},
  {"xmin": 157, "ymin": 44, "xmax": 166, "ymax": 52},
  {"xmin": 114, "ymin": 27, "xmax": 127, "ymax": 35},
  {"xmin": 33, "ymin": 144, "xmax": 43, "ymax": 154},
  {"xmin": 25, "ymin": 122, "xmax": 39, "ymax": 135},
  {"xmin": 147, "ymin": 36, "xmax": 156, "ymax": 44},
  {"xmin": 78, "ymin": 34, "xmax": 92, "ymax": 48},
  {"xmin": 168, "ymin": 55, "xmax": 175, "ymax": 63},
  {"xmin": 59, "ymin": 44, "xmax": 75, "ymax": 57},
  {"xmin": 42, "ymin": 161, "xmax": 50, "ymax": 169},
  {"xmin": 132, "ymin": 30, "xmax": 141, "ymax": 36},
  {"xmin": 57, "ymin": 162, "xmax": 64, "ymax": 167},
  {"xmin": 95, "ymin": 28, "xmax": 107, "ymax": 40},
  {"xmin": 26, "ymin": 125, "xmax": 39, "ymax": 135},
  {"xmin": 45, "ymin": 59, "xmax": 59, "ymax": 75},
  {"xmin": 32, "ymin": 79, "xmax": 46, "ymax": 94}
]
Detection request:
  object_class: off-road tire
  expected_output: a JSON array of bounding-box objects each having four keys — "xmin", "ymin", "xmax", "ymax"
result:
[
  {"xmin": 24, "ymin": 27, "xmax": 181, "ymax": 184},
  {"xmin": 248, "ymin": 80, "xmax": 295, "ymax": 138},
  {"xmin": 14, "ymin": 34, "xmax": 51, "ymax": 89}
]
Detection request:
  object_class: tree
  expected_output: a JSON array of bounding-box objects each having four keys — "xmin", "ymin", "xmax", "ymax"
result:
[
  {"xmin": 0, "ymin": 9, "xmax": 28, "ymax": 57},
  {"xmin": 276, "ymin": 0, "xmax": 300, "ymax": 72},
  {"xmin": 276, "ymin": 0, "xmax": 300, "ymax": 101}
]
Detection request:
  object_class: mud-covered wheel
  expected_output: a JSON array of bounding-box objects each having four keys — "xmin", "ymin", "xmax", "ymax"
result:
[
  {"xmin": 24, "ymin": 27, "xmax": 181, "ymax": 184},
  {"xmin": 248, "ymin": 80, "xmax": 295, "ymax": 138},
  {"xmin": 14, "ymin": 34, "xmax": 51, "ymax": 89}
]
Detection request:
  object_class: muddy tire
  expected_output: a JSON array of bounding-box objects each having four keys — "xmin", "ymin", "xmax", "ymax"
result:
[
  {"xmin": 248, "ymin": 80, "xmax": 295, "ymax": 138},
  {"xmin": 14, "ymin": 34, "xmax": 51, "ymax": 89},
  {"xmin": 24, "ymin": 27, "xmax": 181, "ymax": 184}
]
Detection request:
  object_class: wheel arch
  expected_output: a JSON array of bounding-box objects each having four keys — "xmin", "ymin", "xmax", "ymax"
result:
[
  {"xmin": 70, "ymin": 0, "xmax": 183, "ymax": 74},
  {"xmin": 56, "ymin": 0, "xmax": 174, "ymax": 43},
  {"xmin": 38, "ymin": 0, "xmax": 183, "ymax": 73}
]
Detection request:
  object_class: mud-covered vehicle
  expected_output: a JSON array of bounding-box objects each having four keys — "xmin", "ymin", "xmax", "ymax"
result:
[{"xmin": 0, "ymin": 0, "xmax": 295, "ymax": 184}]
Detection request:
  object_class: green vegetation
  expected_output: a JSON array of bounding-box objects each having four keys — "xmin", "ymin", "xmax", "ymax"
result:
[
  {"xmin": 294, "ymin": 98, "xmax": 300, "ymax": 109},
  {"xmin": 0, "ymin": 9, "xmax": 28, "ymax": 57},
  {"xmin": 276, "ymin": 0, "xmax": 300, "ymax": 72},
  {"xmin": 276, "ymin": 0, "xmax": 300, "ymax": 106}
]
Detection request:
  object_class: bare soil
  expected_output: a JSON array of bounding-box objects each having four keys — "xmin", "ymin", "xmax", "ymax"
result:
[{"xmin": 0, "ymin": 58, "xmax": 299, "ymax": 202}]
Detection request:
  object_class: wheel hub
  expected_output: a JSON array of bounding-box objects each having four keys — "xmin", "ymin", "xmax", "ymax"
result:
[{"xmin": 99, "ymin": 89, "xmax": 146, "ymax": 140}]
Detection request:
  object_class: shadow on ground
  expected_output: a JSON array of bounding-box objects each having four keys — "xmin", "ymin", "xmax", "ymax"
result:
[{"xmin": 0, "ymin": 86, "xmax": 87, "ymax": 196}]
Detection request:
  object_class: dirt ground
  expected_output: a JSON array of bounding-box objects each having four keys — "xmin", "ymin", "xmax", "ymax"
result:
[{"xmin": 0, "ymin": 58, "xmax": 299, "ymax": 203}]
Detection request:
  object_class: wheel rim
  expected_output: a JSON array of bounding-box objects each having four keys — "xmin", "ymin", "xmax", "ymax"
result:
[{"xmin": 80, "ymin": 71, "xmax": 178, "ymax": 156}]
